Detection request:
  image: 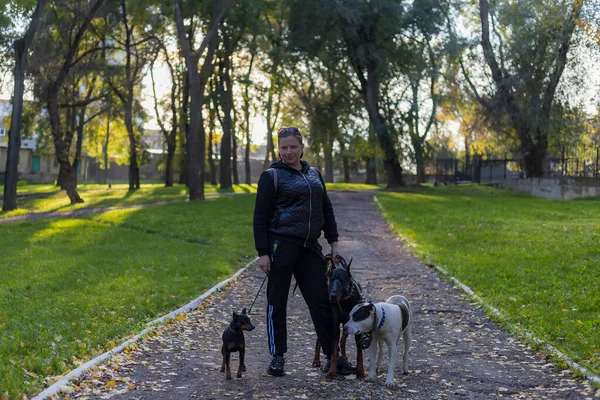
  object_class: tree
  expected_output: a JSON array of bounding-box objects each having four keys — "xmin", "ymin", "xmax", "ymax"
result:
[
  {"xmin": 175, "ymin": 0, "xmax": 234, "ymax": 200},
  {"xmin": 105, "ymin": 0, "xmax": 159, "ymax": 191},
  {"xmin": 288, "ymin": 0, "xmax": 445, "ymax": 187},
  {"xmin": 287, "ymin": 54, "xmax": 354, "ymax": 183},
  {"xmin": 240, "ymin": 36, "xmax": 257, "ymax": 184},
  {"xmin": 258, "ymin": 1, "xmax": 288, "ymax": 169},
  {"xmin": 393, "ymin": 29, "xmax": 440, "ymax": 185},
  {"xmin": 37, "ymin": 0, "xmax": 105, "ymax": 204},
  {"xmin": 149, "ymin": 35, "xmax": 182, "ymax": 187},
  {"xmin": 2, "ymin": 0, "xmax": 45, "ymax": 211},
  {"xmin": 478, "ymin": 0, "xmax": 583, "ymax": 177}
]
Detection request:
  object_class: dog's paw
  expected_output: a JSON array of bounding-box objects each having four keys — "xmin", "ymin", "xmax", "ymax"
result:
[
  {"xmin": 325, "ymin": 370, "xmax": 337, "ymax": 379},
  {"xmin": 236, "ymin": 372, "xmax": 242, "ymax": 378},
  {"xmin": 366, "ymin": 373, "xmax": 376, "ymax": 381},
  {"xmin": 242, "ymin": 365, "xmax": 247, "ymax": 372},
  {"xmin": 226, "ymin": 374, "xmax": 232, "ymax": 380},
  {"xmin": 355, "ymin": 370, "xmax": 366, "ymax": 379},
  {"xmin": 385, "ymin": 380, "xmax": 396, "ymax": 387},
  {"xmin": 312, "ymin": 359, "xmax": 321, "ymax": 367},
  {"xmin": 220, "ymin": 367, "xmax": 225, "ymax": 372}
]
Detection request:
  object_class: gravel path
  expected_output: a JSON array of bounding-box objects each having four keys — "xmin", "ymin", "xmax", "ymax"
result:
[{"xmin": 54, "ymin": 190, "xmax": 597, "ymax": 399}]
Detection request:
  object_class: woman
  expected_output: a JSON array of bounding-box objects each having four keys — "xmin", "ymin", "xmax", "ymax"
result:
[{"xmin": 253, "ymin": 126, "xmax": 348, "ymax": 376}]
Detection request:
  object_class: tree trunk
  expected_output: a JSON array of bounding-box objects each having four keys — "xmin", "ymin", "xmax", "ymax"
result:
[
  {"xmin": 363, "ymin": 67, "xmax": 403, "ymax": 187},
  {"xmin": 207, "ymin": 98, "xmax": 217, "ymax": 185},
  {"xmin": 48, "ymin": 84, "xmax": 84, "ymax": 203},
  {"xmin": 324, "ymin": 140, "xmax": 334, "ymax": 183},
  {"xmin": 103, "ymin": 116, "xmax": 110, "ymax": 185},
  {"xmin": 3, "ymin": 42, "xmax": 25, "ymax": 211},
  {"xmin": 365, "ymin": 157, "xmax": 377, "ymax": 184},
  {"xmin": 165, "ymin": 142, "xmax": 175, "ymax": 187},
  {"xmin": 179, "ymin": 69, "xmax": 189, "ymax": 185},
  {"xmin": 176, "ymin": 4, "xmax": 201, "ymax": 198},
  {"xmin": 231, "ymin": 127, "xmax": 239, "ymax": 185},
  {"xmin": 2, "ymin": 0, "xmax": 45, "ymax": 211},
  {"xmin": 263, "ymin": 69, "xmax": 280, "ymax": 169},
  {"xmin": 124, "ymin": 104, "xmax": 139, "ymax": 191},
  {"xmin": 58, "ymin": 161, "xmax": 83, "ymax": 203},
  {"xmin": 243, "ymin": 51, "xmax": 255, "ymax": 185},
  {"xmin": 218, "ymin": 28, "xmax": 233, "ymax": 189},
  {"xmin": 343, "ymin": 156, "xmax": 350, "ymax": 183},
  {"xmin": 120, "ymin": 2, "xmax": 140, "ymax": 191},
  {"xmin": 175, "ymin": 0, "xmax": 227, "ymax": 199},
  {"xmin": 338, "ymin": 140, "xmax": 350, "ymax": 183}
]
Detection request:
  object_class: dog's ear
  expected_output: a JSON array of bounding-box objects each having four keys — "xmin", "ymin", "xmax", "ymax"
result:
[
  {"xmin": 233, "ymin": 311, "xmax": 238, "ymax": 319},
  {"xmin": 347, "ymin": 257, "xmax": 353, "ymax": 272},
  {"xmin": 241, "ymin": 308, "xmax": 247, "ymax": 315}
]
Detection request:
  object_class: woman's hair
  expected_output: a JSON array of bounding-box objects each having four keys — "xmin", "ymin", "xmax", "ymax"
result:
[
  {"xmin": 277, "ymin": 127, "xmax": 303, "ymax": 145},
  {"xmin": 276, "ymin": 126, "xmax": 304, "ymax": 160}
]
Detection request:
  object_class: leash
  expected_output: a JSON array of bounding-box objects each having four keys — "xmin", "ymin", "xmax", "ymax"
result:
[{"xmin": 247, "ymin": 273, "xmax": 268, "ymax": 314}]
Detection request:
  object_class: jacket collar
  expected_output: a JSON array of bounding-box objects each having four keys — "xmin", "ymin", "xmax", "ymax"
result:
[{"xmin": 270, "ymin": 160, "xmax": 310, "ymax": 173}]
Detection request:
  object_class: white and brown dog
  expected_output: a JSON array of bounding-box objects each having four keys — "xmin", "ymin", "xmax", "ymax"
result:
[{"xmin": 343, "ymin": 295, "xmax": 412, "ymax": 387}]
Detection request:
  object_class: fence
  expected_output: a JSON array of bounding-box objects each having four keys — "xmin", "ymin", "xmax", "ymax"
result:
[
  {"xmin": 545, "ymin": 146, "xmax": 600, "ymax": 178},
  {"xmin": 429, "ymin": 145, "xmax": 600, "ymax": 185}
]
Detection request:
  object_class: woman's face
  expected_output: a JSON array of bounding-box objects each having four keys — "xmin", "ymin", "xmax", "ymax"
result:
[{"xmin": 278, "ymin": 135, "xmax": 304, "ymax": 167}]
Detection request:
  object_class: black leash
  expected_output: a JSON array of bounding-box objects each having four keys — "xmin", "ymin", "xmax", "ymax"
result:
[{"xmin": 247, "ymin": 273, "xmax": 268, "ymax": 314}]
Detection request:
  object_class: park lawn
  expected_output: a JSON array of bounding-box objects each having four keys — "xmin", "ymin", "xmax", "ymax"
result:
[
  {"xmin": 0, "ymin": 195, "xmax": 256, "ymax": 398},
  {"xmin": 376, "ymin": 185, "xmax": 600, "ymax": 376},
  {"xmin": 326, "ymin": 183, "xmax": 384, "ymax": 191},
  {"xmin": 0, "ymin": 182, "xmax": 379, "ymax": 219},
  {"xmin": 0, "ymin": 183, "xmax": 257, "ymax": 218}
]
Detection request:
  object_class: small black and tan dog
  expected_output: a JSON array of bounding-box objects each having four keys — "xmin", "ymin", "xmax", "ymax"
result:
[
  {"xmin": 312, "ymin": 254, "xmax": 366, "ymax": 379},
  {"xmin": 220, "ymin": 308, "xmax": 255, "ymax": 379}
]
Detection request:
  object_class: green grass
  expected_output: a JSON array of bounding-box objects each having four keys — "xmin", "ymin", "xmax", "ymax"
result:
[
  {"xmin": 0, "ymin": 195, "xmax": 256, "ymax": 398},
  {"xmin": 0, "ymin": 183, "xmax": 257, "ymax": 218},
  {"xmin": 326, "ymin": 183, "xmax": 384, "ymax": 191},
  {"xmin": 376, "ymin": 185, "xmax": 600, "ymax": 376},
  {"xmin": 0, "ymin": 181, "xmax": 381, "ymax": 219}
]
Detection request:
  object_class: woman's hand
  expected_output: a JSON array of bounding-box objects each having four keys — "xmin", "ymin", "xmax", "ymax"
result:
[
  {"xmin": 330, "ymin": 241, "xmax": 339, "ymax": 259},
  {"xmin": 258, "ymin": 255, "xmax": 271, "ymax": 273}
]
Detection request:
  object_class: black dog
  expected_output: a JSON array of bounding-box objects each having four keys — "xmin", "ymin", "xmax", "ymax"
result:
[
  {"xmin": 220, "ymin": 308, "xmax": 255, "ymax": 379},
  {"xmin": 312, "ymin": 255, "xmax": 366, "ymax": 379}
]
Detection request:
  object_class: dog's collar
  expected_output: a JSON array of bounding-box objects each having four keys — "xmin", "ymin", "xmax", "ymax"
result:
[
  {"xmin": 369, "ymin": 302, "xmax": 386, "ymax": 332},
  {"xmin": 229, "ymin": 322, "xmax": 242, "ymax": 333}
]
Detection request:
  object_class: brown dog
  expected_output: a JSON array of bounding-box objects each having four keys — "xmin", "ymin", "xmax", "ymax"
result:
[
  {"xmin": 312, "ymin": 255, "xmax": 366, "ymax": 379},
  {"xmin": 220, "ymin": 309, "xmax": 255, "ymax": 379}
]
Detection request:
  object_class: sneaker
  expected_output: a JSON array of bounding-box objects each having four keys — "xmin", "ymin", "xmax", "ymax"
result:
[
  {"xmin": 268, "ymin": 355, "xmax": 285, "ymax": 376},
  {"xmin": 321, "ymin": 356, "xmax": 356, "ymax": 375},
  {"xmin": 336, "ymin": 356, "xmax": 357, "ymax": 375},
  {"xmin": 322, "ymin": 357, "xmax": 331, "ymax": 373}
]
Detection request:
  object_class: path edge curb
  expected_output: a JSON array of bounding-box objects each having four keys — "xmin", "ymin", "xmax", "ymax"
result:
[
  {"xmin": 33, "ymin": 256, "xmax": 259, "ymax": 400},
  {"xmin": 372, "ymin": 194, "xmax": 600, "ymax": 387}
]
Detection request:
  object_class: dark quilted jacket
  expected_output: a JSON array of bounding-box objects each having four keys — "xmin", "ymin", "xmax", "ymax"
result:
[{"xmin": 253, "ymin": 160, "xmax": 338, "ymax": 256}]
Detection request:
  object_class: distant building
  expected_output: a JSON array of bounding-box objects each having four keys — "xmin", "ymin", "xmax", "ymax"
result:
[{"xmin": 0, "ymin": 99, "xmax": 92, "ymax": 183}]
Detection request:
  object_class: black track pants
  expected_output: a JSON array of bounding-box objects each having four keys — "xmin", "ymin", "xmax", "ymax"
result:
[{"xmin": 265, "ymin": 239, "xmax": 333, "ymax": 358}]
